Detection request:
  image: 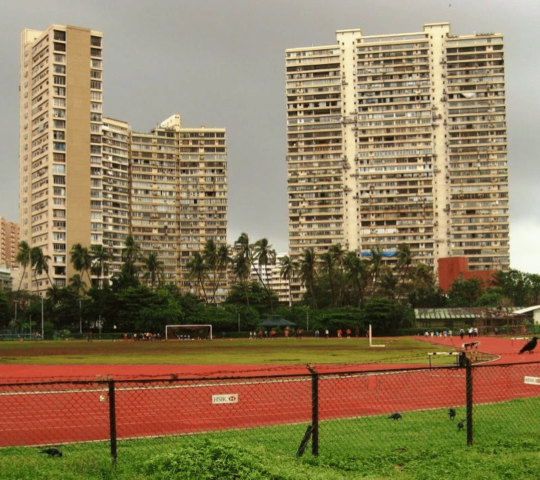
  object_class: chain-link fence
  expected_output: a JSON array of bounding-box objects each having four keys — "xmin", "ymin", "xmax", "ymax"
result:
[{"xmin": 2, "ymin": 359, "xmax": 540, "ymax": 464}]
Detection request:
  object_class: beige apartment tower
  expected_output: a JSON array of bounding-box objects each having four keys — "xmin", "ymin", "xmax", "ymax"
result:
[
  {"xmin": 20, "ymin": 25, "xmax": 228, "ymax": 296},
  {"xmin": 0, "ymin": 215, "xmax": 20, "ymax": 269},
  {"xmin": 20, "ymin": 25, "xmax": 103, "ymax": 291},
  {"xmin": 286, "ymin": 22, "xmax": 509, "ymax": 299}
]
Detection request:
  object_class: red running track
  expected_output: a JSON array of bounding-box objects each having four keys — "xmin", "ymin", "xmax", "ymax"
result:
[{"xmin": 2, "ymin": 336, "xmax": 540, "ymax": 447}]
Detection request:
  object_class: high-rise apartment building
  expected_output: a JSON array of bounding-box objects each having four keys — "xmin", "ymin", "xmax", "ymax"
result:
[
  {"xmin": 20, "ymin": 25, "xmax": 103, "ymax": 291},
  {"xmin": 286, "ymin": 22, "xmax": 509, "ymax": 299},
  {"xmin": 0, "ymin": 215, "xmax": 20, "ymax": 268},
  {"xmin": 20, "ymin": 25, "xmax": 227, "ymax": 297}
]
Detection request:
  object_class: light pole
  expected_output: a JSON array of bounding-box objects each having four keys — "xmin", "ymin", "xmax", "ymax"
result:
[{"xmin": 79, "ymin": 299, "xmax": 82, "ymax": 335}]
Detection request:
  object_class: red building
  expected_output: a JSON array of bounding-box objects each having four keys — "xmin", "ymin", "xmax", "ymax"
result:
[{"xmin": 438, "ymin": 257, "xmax": 497, "ymax": 292}]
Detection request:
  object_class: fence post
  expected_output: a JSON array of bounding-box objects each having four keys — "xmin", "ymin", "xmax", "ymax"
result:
[
  {"xmin": 108, "ymin": 380, "xmax": 118, "ymax": 464},
  {"xmin": 465, "ymin": 358, "xmax": 473, "ymax": 446},
  {"xmin": 307, "ymin": 365, "xmax": 319, "ymax": 456}
]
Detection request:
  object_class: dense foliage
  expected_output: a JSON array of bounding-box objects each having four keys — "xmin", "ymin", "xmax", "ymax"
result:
[{"xmin": 4, "ymin": 235, "xmax": 539, "ymax": 336}]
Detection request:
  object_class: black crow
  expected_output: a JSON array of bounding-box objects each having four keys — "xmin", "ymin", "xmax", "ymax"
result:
[
  {"xmin": 457, "ymin": 420, "xmax": 465, "ymax": 430},
  {"xmin": 39, "ymin": 448, "xmax": 62, "ymax": 457},
  {"xmin": 449, "ymin": 408, "xmax": 456, "ymax": 420},
  {"xmin": 519, "ymin": 337, "xmax": 538, "ymax": 355},
  {"xmin": 388, "ymin": 413, "xmax": 402, "ymax": 420}
]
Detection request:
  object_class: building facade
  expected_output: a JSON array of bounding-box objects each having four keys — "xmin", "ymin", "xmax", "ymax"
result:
[
  {"xmin": 286, "ymin": 22, "xmax": 510, "ymax": 300},
  {"xmin": 19, "ymin": 25, "xmax": 227, "ymax": 297},
  {"xmin": 20, "ymin": 25, "xmax": 104, "ymax": 291},
  {"xmin": 0, "ymin": 215, "xmax": 20, "ymax": 269}
]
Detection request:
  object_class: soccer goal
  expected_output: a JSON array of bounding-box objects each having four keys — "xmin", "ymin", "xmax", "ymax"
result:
[{"xmin": 165, "ymin": 325, "xmax": 213, "ymax": 341}]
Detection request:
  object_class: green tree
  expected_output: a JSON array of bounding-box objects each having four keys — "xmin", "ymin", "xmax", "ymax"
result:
[
  {"xmin": 70, "ymin": 243, "xmax": 93, "ymax": 285},
  {"xmin": 369, "ymin": 245, "xmax": 384, "ymax": 297},
  {"xmin": 320, "ymin": 251, "xmax": 336, "ymax": 307},
  {"xmin": 31, "ymin": 247, "xmax": 52, "ymax": 295},
  {"xmin": 232, "ymin": 253, "xmax": 251, "ymax": 307},
  {"xmin": 186, "ymin": 252, "xmax": 208, "ymax": 303},
  {"xmin": 360, "ymin": 298, "xmax": 413, "ymax": 335},
  {"xmin": 16, "ymin": 241, "xmax": 32, "ymax": 291},
  {"xmin": 343, "ymin": 251, "xmax": 370, "ymax": 308},
  {"xmin": 142, "ymin": 252, "xmax": 164, "ymax": 290},
  {"xmin": 90, "ymin": 244, "xmax": 111, "ymax": 287},
  {"xmin": 299, "ymin": 248, "xmax": 318, "ymax": 309},
  {"xmin": 121, "ymin": 235, "xmax": 141, "ymax": 277},
  {"xmin": 279, "ymin": 255, "xmax": 298, "ymax": 307},
  {"xmin": 447, "ymin": 277, "xmax": 485, "ymax": 307},
  {"xmin": 0, "ymin": 291, "xmax": 10, "ymax": 327}
]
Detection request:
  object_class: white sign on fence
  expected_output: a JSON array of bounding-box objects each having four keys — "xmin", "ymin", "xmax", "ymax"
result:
[
  {"xmin": 212, "ymin": 394, "xmax": 239, "ymax": 404},
  {"xmin": 524, "ymin": 376, "xmax": 540, "ymax": 385}
]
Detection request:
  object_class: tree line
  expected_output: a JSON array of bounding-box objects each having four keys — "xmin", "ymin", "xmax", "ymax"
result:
[{"xmin": 1, "ymin": 234, "xmax": 539, "ymax": 335}]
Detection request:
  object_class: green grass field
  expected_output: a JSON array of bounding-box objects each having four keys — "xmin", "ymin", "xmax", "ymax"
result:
[
  {"xmin": 2, "ymin": 398, "xmax": 540, "ymax": 479},
  {"xmin": 0, "ymin": 337, "xmax": 458, "ymax": 365}
]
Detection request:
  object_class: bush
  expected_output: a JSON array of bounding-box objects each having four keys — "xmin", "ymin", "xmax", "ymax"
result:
[{"xmin": 140, "ymin": 439, "xmax": 288, "ymax": 479}]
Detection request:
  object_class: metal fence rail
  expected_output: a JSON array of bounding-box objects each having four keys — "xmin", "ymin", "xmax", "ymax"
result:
[{"xmin": 2, "ymin": 359, "xmax": 540, "ymax": 463}]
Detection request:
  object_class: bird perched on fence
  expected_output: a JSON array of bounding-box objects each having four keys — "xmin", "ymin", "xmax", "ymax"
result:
[
  {"xmin": 39, "ymin": 448, "xmax": 63, "ymax": 457},
  {"xmin": 449, "ymin": 408, "xmax": 456, "ymax": 420},
  {"xmin": 519, "ymin": 337, "xmax": 538, "ymax": 355},
  {"xmin": 457, "ymin": 420, "xmax": 465, "ymax": 430},
  {"xmin": 388, "ymin": 413, "xmax": 403, "ymax": 420}
]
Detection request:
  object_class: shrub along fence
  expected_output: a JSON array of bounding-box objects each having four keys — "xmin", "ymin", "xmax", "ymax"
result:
[{"xmin": 2, "ymin": 358, "xmax": 540, "ymax": 464}]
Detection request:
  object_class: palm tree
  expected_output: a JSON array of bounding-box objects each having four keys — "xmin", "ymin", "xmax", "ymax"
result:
[
  {"xmin": 214, "ymin": 244, "xmax": 231, "ymax": 304},
  {"xmin": 16, "ymin": 241, "xmax": 32, "ymax": 291},
  {"xmin": 279, "ymin": 255, "xmax": 298, "ymax": 307},
  {"xmin": 31, "ymin": 247, "xmax": 52, "ymax": 295},
  {"xmin": 344, "ymin": 251, "xmax": 370, "ymax": 308},
  {"xmin": 121, "ymin": 235, "xmax": 140, "ymax": 276},
  {"xmin": 253, "ymin": 238, "xmax": 276, "ymax": 311},
  {"xmin": 90, "ymin": 244, "xmax": 111, "ymax": 287},
  {"xmin": 379, "ymin": 267, "xmax": 398, "ymax": 300},
  {"xmin": 299, "ymin": 248, "xmax": 318, "ymax": 309},
  {"xmin": 68, "ymin": 273, "xmax": 87, "ymax": 297},
  {"xmin": 232, "ymin": 252, "xmax": 251, "ymax": 306},
  {"xmin": 70, "ymin": 243, "xmax": 93, "ymax": 285},
  {"xmin": 142, "ymin": 252, "xmax": 164, "ymax": 290},
  {"xmin": 329, "ymin": 244, "xmax": 346, "ymax": 305},
  {"xmin": 320, "ymin": 251, "xmax": 336, "ymax": 306},
  {"xmin": 369, "ymin": 245, "xmax": 384, "ymax": 297},
  {"xmin": 186, "ymin": 252, "xmax": 208, "ymax": 303}
]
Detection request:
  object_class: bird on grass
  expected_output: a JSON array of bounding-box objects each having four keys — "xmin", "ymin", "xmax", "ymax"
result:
[
  {"xmin": 449, "ymin": 408, "xmax": 456, "ymax": 420},
  {"xmin": 519, "ymin": 337, "xmax": 538, "ymax": 355},
  {"xmin": 388, "ymin": 413, "xmax": 403, "ymax": 420},
  {"xmin": 39, "ymin": 448, "xmax": 62, "ymax": 457},
  {"xmin": 457, "ymin": 420, "xmax": 465, "ymax": 430}
]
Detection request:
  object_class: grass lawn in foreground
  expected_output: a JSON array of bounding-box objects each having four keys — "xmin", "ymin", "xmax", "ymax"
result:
[
  {"xmin": 1, "ymin": 398, "xmax": 540, "ymax": 479},
  {"xmin": 0, "ymin": 337, "xmax": 458, "ymax": 365}
]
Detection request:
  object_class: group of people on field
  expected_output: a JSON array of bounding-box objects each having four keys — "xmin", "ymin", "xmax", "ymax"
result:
[
  {"xmin": 131, "ymin": 332, "xmax": 161, "ymax": 341},
  {"xmin": 247, "ymin": 327, "xmax": 362, "ymax": 340}
]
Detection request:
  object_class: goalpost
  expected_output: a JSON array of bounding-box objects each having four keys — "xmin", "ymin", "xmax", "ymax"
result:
[
  {"xmin": 165, "ymin": 325, "xmax": 213, "ymax": 341},
  {"xmin": 369, "ymin": 324, "xmax": 385, "ymax": 348}
]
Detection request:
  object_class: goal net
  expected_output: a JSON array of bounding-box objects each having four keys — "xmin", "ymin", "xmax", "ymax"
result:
[{"xmin": 165, "ymin": 325, "xmax": 213, "ymax": 340}]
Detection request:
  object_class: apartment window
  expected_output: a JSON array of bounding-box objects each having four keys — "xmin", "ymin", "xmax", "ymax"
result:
[
  {"xmin": 90, "ymin": 80, "xmax": 102, "ymax": 90},
  {"xmin": 53, "ymin": 108, "xmax": 65, "ymax": 118},
  {"xmin": 54, "ymin": 119, "xmax": 66, "ymax": 129},
  {"xmin": 90, "ymin": 113, "xmax": 102, "ymax": 122},
  {"xmin": 53, "ymin": 176, "xmax": 66, "ymax": 184},
  {"xmin": 53, "ymin": 153, "xmax": 66, "ymax": 162},
  {"xmin": 53, "ymin": 232, "xmax": 66, "ymax": 241},
  {"xmin": 91, "ymin": 222, "xmax": 101, "ymax": 230},
  {"xmin": 53, "ymin": 30, "xmax": 66, "ymax": 41},
  {"xmin": 53, "ymin": 142, "xmax": 66, "ymax": 151},
  {"xmin": 91, "ymin": 146, "xmax": 101, "ymax": 154},
  {"xmin": 90, "ymin": 123, "xmax": 101, "ymax": 133},
  {"xmin": 91, "ymin": 102, "xmax": 102, "ymax": 112},
  {"xmin": 91, "ymin": 91, "xmax": 102, "ymax": 101},
  {"xmin": 54, "ymin": 54, "xmax": 66, "ymax": 63},
  {"xmin": 53, "ymin": 187, "xmax": 66, "ymax": 196},
  {"xmin": 91, "ymin": 59, "xmax": 102, "ymax": 68},
  {"xmin": 91, "ymin": 212, "xmax": 102, "ymax": 220},
  {"xmin": 54, "ymin": 255, "xmax": 66, "ymax": 263},
  {"xmin": 54, "ymin": 198, "xmax": 66, "ymax": 205},
  {"xmin": 53, "ymin": 130, "xmax": 65, "ymax": 140},
  {"xmin": 91, "ymin": 234, "xmax": 101, "ymax": 243},
  {"xmin": 90, "ymin": 70, "xmax": 102, "ymax": 79},
  {"xmin": 90, "ymin": 36, "xmax": 102, "ymax": 47},
  {"xmin": 54, "ymin": 87, "xmax": 66, "ymax": 96},
  {"xmin": 90, "ymin": 48, "xmax": 102, "ymax": 58},
  {"xmin": 54, "ymin": 76, "xmax": 66, "ymax": 85},
  {"xmin": 53, "ymin": 42, "xmax": 66, "ymax": 52},
  {"xmin": 53, "ymin": 165, "xmax": 65, "ymax": 174},
  {"xmin": 53, "ymin": 65, "xmax": 66, "ymax": 74},
  {"xmin": 90, "ymin": 134, "xmax": 101, "ymax": 143}
]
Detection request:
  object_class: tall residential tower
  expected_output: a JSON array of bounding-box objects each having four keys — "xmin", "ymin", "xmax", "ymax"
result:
[{"xmin": 286, "ymin": 22, "xmax": 509, "ymax": 299}]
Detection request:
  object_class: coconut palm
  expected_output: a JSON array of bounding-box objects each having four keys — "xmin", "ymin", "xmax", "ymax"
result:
[
  {"xmin": 70, "ymin": 243, "xmax": 93, "ymax": 285},
  {"xmin": 31, "ymin": 247, "xmax": 52, "ymax": 295},
  {"xmin": 16, "ymin": 241, "xmax": 32, "ymax": 291},
  {"xmin": 329, "ymin": 243, "xmax": 346, "ymax": 305},
  {"xmin": 142, "ymin": 252, "xmax": 164, "ymax": 290},
  {"xmin": 279, "ymin": 255, "xmax": 298, "ymax": 307},
  {"xmin": 299, "ymin": 248, "xmax": 318, "ymax": 309},
  {"xmin": 186, "ymin": 252, "xmax": 208, "ymax": 303},
  {"xmin": 232, "ymin": 252, "xmax": 251, "ymax": 306},
  {"xmin": 253, "ymin": 238, "xmax": 276, "ymax": 311},
  {"xmin": 68, "ymin": 273, "xmax": 87, "ymax": 297},
  {"xmin": 320, "ymin": 251, "xmax": 336, "ymax": 306},
  {"xmin": 214, "ymin": 244, "xmax": 231, "ymax": 304},
  {"xmin": 121, "ymin": 235, "xmax": 140, "ymax": 276},
  {"xmin": 344, "ymin": 251, "xmax": 370, "ymax": 308},
  {"xmin": 369, "ymin": 245, "xmax": 384, "ymax": 296},
  {"xmin": 90, "ymin": 244, "xmax": 111, "ymax": 287}
]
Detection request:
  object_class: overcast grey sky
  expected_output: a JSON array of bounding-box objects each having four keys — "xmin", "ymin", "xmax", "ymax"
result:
[{"xmin": 1, "ymin": 0, "xmax": 539, "ymax": 272}]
